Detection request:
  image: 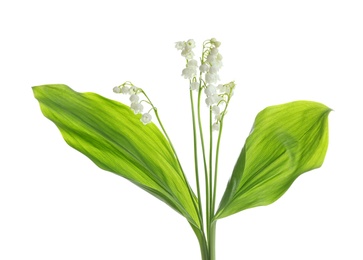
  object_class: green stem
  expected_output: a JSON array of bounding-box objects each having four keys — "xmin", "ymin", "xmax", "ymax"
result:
[
  {"xmin": 190, "ymin": 89, "xmax": 204, "ymax": 228},
  {"xmin": 197, "ymin": 88, "xmax": 210, "ymax": 240},
  {"xmin": 208, "ymin": 108, "xmax": 213, "ymax": 240},
  {"xmin": 142, "ymin": 91, "xmax": 202, "ymax": 229},
  {"xmin": 211, "ymin": 119, "xmax": 223, "ymax": 215},
  {"xmin": 143, "ymin": 90, "xmax": 189, "ymax": 183},
  {"xmin": 209, "ymin": 221, "xmax": 217, "ymax": 260},
  {"xmin": 191, "ymin": 225, "xmax": 209, "ymax": 260}
]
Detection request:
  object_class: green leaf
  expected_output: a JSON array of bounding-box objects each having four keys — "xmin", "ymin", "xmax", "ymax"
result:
[
  {"xmin": 33, "ymin": 84, "xmax": 200, "ymax": 228},
  {"xmin": 215, "ymin": 101, "xmax": 331, "ymax": 220}
]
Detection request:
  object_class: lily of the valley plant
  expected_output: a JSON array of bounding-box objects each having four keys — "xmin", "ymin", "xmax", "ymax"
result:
[{"xmin": 33, "ymin": 38, "xmax": 331, "ymax": 260}]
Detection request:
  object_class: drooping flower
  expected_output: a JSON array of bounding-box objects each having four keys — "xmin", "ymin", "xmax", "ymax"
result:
[
  {"xmin": 190, "ymin": 81, "xmax": 199, "ymax": 91},
  {"xmin": 175, "ymin": 41, "xmax": 186, "ymax": 50},
  {"xmin": 210, "ymin": 48, "xmax": 219, "ymax": 55},
  {"xmin": 130, "ymin": 102, "xmax": 144, "ymax": 114},
  {"xmin": 210, "ymin": 38, "xmax": 221, "ymax": 47},
  {"xmin": 182, "ymin": 67, "xmax": 197, "ymax": 79},
  {"xmin": 186, "ymin": 39, "xmax": 196, "ymax": 49},
  {"xmin": 181, "ymin": 48, "xmax": 194, "ymax": 59},
  {"xmin": 113, "ymin": 86, "xmax": 121, "ymax": 93},
  {"xmin": 209, "ymin": 66, "xmax": 219, "ymax": 74},
  {"xmin": 121, "ymin": 85, "xmax": 130, "ymax": 94},
  {"xmin": 204, "ymin": 84, "xmax": 217, "ymax": 96},
  {"xmin": 187, "ymin": 59, "xmax": 198, "ymax": 68},
  {"xmin": 212, "ymin": 122, "xmax": 220, "ymax": 131},
  {"xmin": 205, "ymin": 72, "xmax": 219, "ymax": 84},
  {"xmin": 141, "ymin": 113, "xmax": 152, "ymax": 124},
  {"xmin": 205, "ymin": 94, "xmax": 222, "ymax": 107},
  {"xmin": 129, "ymin": 86, "xmax": 138, "ymax": 95},
  {"xmin": 212, "ymin": 105, "xmax": 221, "ymax": 115},
  {"xmin": 129, "ymin": 94, "xmax": 139, "ymax": 103},
  {"xmin": 207, "ymin": 54, "xmax": 216, "ymax": 63},
  {"xmin": 199, "ymin": 63, "xmax": 209, "ymax": 73}
]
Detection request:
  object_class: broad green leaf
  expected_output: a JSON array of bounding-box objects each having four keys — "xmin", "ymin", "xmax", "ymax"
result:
[
  {"xmin": 215, "ymin": 101, "xmax": 331, "ymax": 219},
  {"xmin": 33, "ymin": 84, "xmax": 200, "ymax": 228}
]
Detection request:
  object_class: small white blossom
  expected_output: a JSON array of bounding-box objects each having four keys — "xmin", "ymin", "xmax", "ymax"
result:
[
  {"xmin": 207, "ymin": 54, "xmax": 216, "ymax": 63},
  {"xmin": 217, "ymin": 84, "xmax": 225, "ymax": 92},
  {"xmin": 141, "ymin": 113, "xmax": 152, "ymax": 124},
  {"xmin": 212, "ymin": 122, "xmax": 220, "ymax": 131},
  {"xmin": 205, "ymin": 72, "xmax": 219, "ymax": 84},
  {"xmin": 209, "ymin": 66, "xmax": 219, "ymax": 74},
  {"xmin": 129, "ymin": 86, "xmax": 138, "ymax": 94},
  {"xmin": 130, "ymin": 102, "xmax": 144, "ymax": 114},
  {"xmin": 121, "ymin": 85, "xmax": 130, "ymax": 94},
  {"xmin": 210, "ymin": 38, "xmax": 221, "ymax": 47},
  {"xmin": 175, "ymin": 41, "xmax": 185, "ymax": 50},
  {"xmin": 205, "ymin": 96, "xmax": 214, "ymax": 106},
  {"xmin": 205, "ymin": 94, "xmax": 221, "ymax": 107},
  {"xmin": 199, "ymin": 63, "xmax": 209, "ymax": 73},
  {"xmin": 187, "ymin": 59, "xmax": 198, "ymax": 67},
  {"xmin": 211, "ymin": 61, "xmax": 223, "ymax": 71},
  {"xmin": 129, "ymin": 94, "xmax": 139, "ymax": 103},
  {"xmin": 182, "ymin": 67, "xmax": 197, "ymax": 79},
  {"xmin": 113, "ymin": 86, "xmax": 121, "ymax": 93},
  {"xmin": 181, "ymin": 48, "xmax": 194, "ymax": 59},
  {"xmin": 212, "ymin": 105, "xmax": 221, "ymax": 115},
  {"xmin": 186, "ymin": 39, "xmax": 196, "ymax": 49},
  {"xmin": 210, "ymin": 48, "xmax": 219, "ymax": 55},
  {"xmin": 204, "ymin": 85, "xmax": 216, "ymax": 96},
  {"xmin": 190, "ymin": 81, "xmax": 199, "ymax": 91}
]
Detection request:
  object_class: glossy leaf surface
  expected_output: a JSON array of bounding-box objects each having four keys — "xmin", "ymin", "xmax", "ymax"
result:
[
  {"xmin": 215, "ymin": 101, "xmax": 331, "ymax": 219},
  {"xmin": 33, "ymin": 84, "xmax": 200, "ymax": 228}
]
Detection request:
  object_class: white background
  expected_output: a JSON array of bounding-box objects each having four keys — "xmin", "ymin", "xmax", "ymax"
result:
[{"xmin": 1, "ymin": 0, "xmax": 362, "ymax": 259}]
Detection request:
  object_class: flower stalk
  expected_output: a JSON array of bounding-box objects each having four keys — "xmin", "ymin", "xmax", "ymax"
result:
[{"xmin": 113, "ymin": 38, "xmax": 236, "ymax": 259}]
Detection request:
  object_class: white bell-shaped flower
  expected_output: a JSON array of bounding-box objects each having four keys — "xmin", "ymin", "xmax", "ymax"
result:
[
  {"xmin": 129, "ymin": 94, "xmax": 139, "ymax": 103},
  {"xmin": 205, "ymin": 72, "xmax": 219, "ymax": 84},
  {"xmin": 210, "ymin": 38, "xmax": 221, "ymax": 47},
  {"xmin": 186, "ymin": 39, "xmax": 196, "ymax": 49},
  {"xmin": 204, "ymin": 85, "xmax": 217, "ymax": 96},
  {"xmin": 182, "ymin": 67, "xmax": 197, "ymax": 79},
  {"xmin": 209, "ymin": 66, "xmax": 219, "ymax": 74},
  {"xmin": 141, "ymin": 113, "xmax": 152, "ymax": 124},
  {"xmin": 212, "ymin": 122, "xmax": 220, "ymax": 132},
  {"xmin": 113, "ymin": 86, "xmax": 121, "ymax": 93},
  {"xmin": 212, "ymin": 105, "xmax": 221, "ymax": 115},
  {"xmin": 210, "ymin": 48, "xmax": 219, "ymax": 55},
  {"xmin": 121, "ymin": 85, "xmax": 130, "ymax": 94},
  {"xmin": 181, "ymin": 49, "xmax": 194, "ymax": 59},
  {"xmin": 130, "ymin": 102, "xmax": 144, "ymax": 114},
  {"xmin": 207, "ymin": 54, "xmax": 217, "ymax": 63},
  {"xmin": 216, "ymin": 84, "xmax": 225, "ymax": 93},
  {"xmin": 175, "ymin": 41, "xmax": 186, "ymax": 50},
  {"xmin": 212, "ymin": 122, "xmax": 220, "ymax": 131},
  {"xmin": 205, "ymin": 94, "xmax": 221, "ymax": 107},
  {"xmin": 187, "ymin": 59, "xmax": 198, "ymax": 68},
  {"xmin": 129, "ymin": 86, "xmax": 138, "ymax": 94},
  {"xmin": 190, "ymin": 81, "xmax": 199, "ymax": 91},
  {"xmin": 199, "ymin": 63, "xmax": 209, "ymax": 73}
]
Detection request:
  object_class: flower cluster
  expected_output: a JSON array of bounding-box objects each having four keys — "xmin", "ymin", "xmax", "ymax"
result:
[
  {"xmin": 113, "ymin": 82, "xmax": 153, "ymax": 124},
  {"xmin": 176, "ymin": 39, "xmax": 199, "ymax": 80},
  {"xmin": 202, "ymin": 39, "xmax": 223, "ymax": 85},
  {"xmin": 113, "ymin": 38, "xmax": 235, "ymax": 131},
  {"xmin": 176, "ymin": 38, "xmax": 234, "ymax": 131},
  {"xmin": 210, "ymin": 81, "xmax": 235, "ymax": 131}
]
